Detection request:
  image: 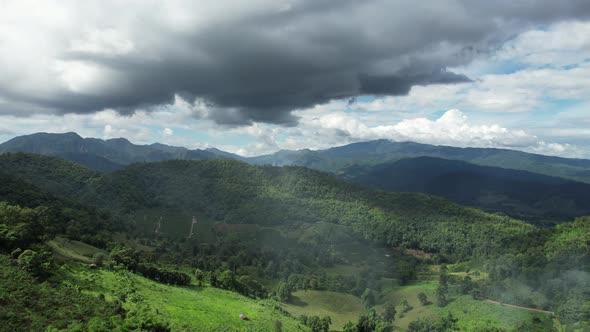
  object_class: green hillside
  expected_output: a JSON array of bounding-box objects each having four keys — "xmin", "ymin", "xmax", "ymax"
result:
[
  {"xmin": 0, "ymin": 153, "xmax": 588, "ymax": 331},
  {"xmin": 62, "ymin": 263, "xmax": 307, "ymax": 332},
  {"xmin": 89, "ymin": 159, "xmax": 533, "ymax": 261},
  {"xmin": 0, "ymin": 153, "xmax": 533, "ymax": 260}
]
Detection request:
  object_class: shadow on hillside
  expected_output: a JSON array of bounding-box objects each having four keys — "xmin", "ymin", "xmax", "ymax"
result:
[{"xmin": 288, "ymin": 295, "xmax": 308, "ymax": 307}]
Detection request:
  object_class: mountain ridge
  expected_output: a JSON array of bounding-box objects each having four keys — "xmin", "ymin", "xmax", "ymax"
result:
[
  {"xmin": 0, "ymin": 132, "xmax": 225, "ymax": 171},
  {"xmin": 344, "ymin": 156, "xmax": 590, "ymax": 225}
]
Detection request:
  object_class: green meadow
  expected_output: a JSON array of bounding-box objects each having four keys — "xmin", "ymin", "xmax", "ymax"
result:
[{"xmin": 61, "ymin": 263, "xmax": 308, "ymax": 332}]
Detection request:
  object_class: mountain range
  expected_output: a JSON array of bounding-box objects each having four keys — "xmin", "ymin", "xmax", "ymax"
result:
[
  {"xmin": 2, "ymin": 132, "xmax": 590, "ymax": 224},
  {"xmin": 0, "ymin": 132, "xmax": 243, "ymax": 172}
]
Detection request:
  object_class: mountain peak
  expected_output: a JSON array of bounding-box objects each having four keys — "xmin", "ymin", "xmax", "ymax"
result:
[
  {"xmin": 105, "ymin": 137, "xmax": 132, "ymax": 145},
  {"xmin": 29, "ymin": 132, "xmax": 83, "ymax": 140}
]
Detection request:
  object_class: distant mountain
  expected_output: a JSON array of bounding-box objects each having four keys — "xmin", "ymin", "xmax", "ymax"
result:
[
  {"xmin": 344, "ymin": 157, "xmax": 590, "ymax": 225},
  {"xmin": 205, "ymin": 147, "xmax": 247, "ymax": 161},
  {"xmin": 248, "ymin": 149, "xmax": 316, "ymax": 166},
  {"xmin": 0, "ymin": 132, "xmax": 229, "ymax": 171},
  {"xmin": 251, "ymin": 139, "xmax": 590, "ymax": 183},
  {"xmin": 3, "ymin": 132, "xmax": 590, "ymax": 189}
]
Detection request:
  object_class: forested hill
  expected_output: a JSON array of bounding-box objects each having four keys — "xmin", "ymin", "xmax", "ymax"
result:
[
  {"xmin": 344, "ymin": 156, "xmax": 590, "ymax": 225},
  {"xmin": 0, "ymin": 153, "xmax": 100, "ymax": 197},
  {"xmin": 0, "ymin": 153, "xmax": 532, "ymax": 260}
]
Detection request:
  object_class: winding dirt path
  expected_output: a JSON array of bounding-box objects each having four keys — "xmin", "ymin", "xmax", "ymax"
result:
[{"xmin": 480, "ymin": 298, "xmax": 554, "ymax": 315}]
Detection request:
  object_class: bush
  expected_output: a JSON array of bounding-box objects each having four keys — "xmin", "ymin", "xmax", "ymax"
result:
[
  {"xmin": 417, "ymin": 292, "xmax": 429, "ymax": 306},
  {"xmin": 93, "ymin": 253, "xmax": 105, "ymax": 267},
  {"xmin": 17, "ymin": 249, "xmax": 52, "ymax": 280}
]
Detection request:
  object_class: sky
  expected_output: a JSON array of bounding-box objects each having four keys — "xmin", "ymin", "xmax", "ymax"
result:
[{"xmin": 0, "ymin": 1, "xmax": 590, "ymax": 157}]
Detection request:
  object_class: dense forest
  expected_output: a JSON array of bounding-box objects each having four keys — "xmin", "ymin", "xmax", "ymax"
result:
[{"xmin": 0, "ymin": 153, "xmax": 589, "ymax": 331}]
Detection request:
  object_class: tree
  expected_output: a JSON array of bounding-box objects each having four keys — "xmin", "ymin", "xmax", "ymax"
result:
[
  {"xmin": 459, "ymin": 276, "xmax": 472, "ymax": 294},
  {"xmin": 320, "ymin": 316, "xmax": 332, "ymax": 332},
  {"xmin": 343, "ymin": 321, "xmax": 356, "ymax": 332},
  {"xmin": 436, "ymin": 264, "xmax": 449, "ymax": 307},
  {"xmin": 273, "ymin": 320, "xmax": 283, "ymax": 332},
  {"xmin": 417, "ymin": 292, "xmax": 429, "ymax": 306},
  {"xmin": 301, "ymin": 315, "xmax": 331, "ymax": 332},
  {"xmin": 382, "ymin": 302, "xmax": 396, "ymax": 323},
  {"xmin": 93, "ymin": 253, "xmax": 105, "ymax": 267},
  {"xmin": 407, "ymin": 314, "xmax": 458, "ymax": 332},
  {"xmin": 110, "ymin": 246, "xmax": 139, "ymax": 271},
  {"xmin": 400, "ymin": 299, "xmax": 413, "ymax": 313},
  {"xmin": 436, "ymin": 286, "xmax": 448, "ymax": 307},
  {"xmin": 375, "ymin": 321, "xmax": 394, "ymax": 332},
  {"xmin": 0, "ymin": 203, "xmax": 52, "ymax": 250},
  {"xmin": 274, "ymin": 281, "xmax": 292, "ymax": 302},
  {"xmin": 471, "ymin": 287, "xmax": 482, "ymax": 300},
  {"xmin": 361, "ymin": 288, "xmax": 375, "ymax": 308},
  {"xmin": 438, "ymin": 264, "xmax": 449, "ymax": 291},
  {"xmin": 357, "ymin": 313, "xmax": 378, "ymax": 332},
  {"xmin": 218, "ymin": 270, "xmax": 235, "ymax": 290},
  {"xmin": 17, "ymin": 249, "xmax": 52, "ymax": 280}
]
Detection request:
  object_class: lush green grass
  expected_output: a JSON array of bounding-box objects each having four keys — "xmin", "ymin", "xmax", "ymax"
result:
[
  {"xmin": 433, "ymin": 295, "xmax": 546, "ymax": 331},
  {"xmin": 62, "ymin": 264, "xmax": 308, "ymax": 331},
  {"xmin": 282, "ymin": 290, "xmax": 364, "ymax": 330},
  {"xmin": 377, "ymin": 281, "xmax": 438, "ymax": 330},
  {"xmin": 48, "ymin": 236, "xmax": 106, "ymax": 263}
]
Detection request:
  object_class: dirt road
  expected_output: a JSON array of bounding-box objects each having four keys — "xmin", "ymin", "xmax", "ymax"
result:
[{"xmin": 480, "ymin": 298, "xmax": 554, "ymax": 315}]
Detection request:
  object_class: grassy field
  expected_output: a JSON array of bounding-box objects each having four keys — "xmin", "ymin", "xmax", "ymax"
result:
[
  {"xmin": 377, "ymin": 280, "xmax": 544, "ymax": 331},
  {"xmin": 48, "ymin": 237, "xmax": 106, "ymax": 263},
  {"xmin": 62, "ymin": 264, "xmax": 308, "ymax": 332},
  {"xmin": 282, "ymin": 290, "xmax": 364, "ymax": 330},
  {"xmin": 278, "ymin": 280, "xmax": 546, "ymax": 331},
  {"xmin": 377, "ymin": 281, "xmax": 439, "ymax": 330},
  {"xmin": 433, "ymin": 295, "xmax": 547, "ymax": 331}
]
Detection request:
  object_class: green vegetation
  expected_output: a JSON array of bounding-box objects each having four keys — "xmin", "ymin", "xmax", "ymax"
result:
[
  {"xmin": 62, "ymin": 264, "xmax": 306, "ymax": 331},
  {"xmin": 0, "ymin": 153, "xmax": 588, "ymax": 331},
  {"xmin": 282, "ymin": 290, "xmax": 364, "ymax": 330},
  {"xmin": 89, "ymin": 159, "xmax": 533, "ymax": 261},
  {"xmin": 345, "ymin": 156, "xmax": 590, "ymax": 225},
  {"xmin": 0, "ymin": 255, "xmax": 124, "ymax": 331}
]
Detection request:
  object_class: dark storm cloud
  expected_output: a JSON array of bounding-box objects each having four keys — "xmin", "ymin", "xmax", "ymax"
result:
[{"xmin": 2, "ymin": 0, "xmax": 590, "ymax": 125}]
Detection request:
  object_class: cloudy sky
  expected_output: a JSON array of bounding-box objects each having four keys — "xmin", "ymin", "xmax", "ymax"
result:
[{"xmin": 1, "ymin": 0, "xmax": 590, "ymax": 157}]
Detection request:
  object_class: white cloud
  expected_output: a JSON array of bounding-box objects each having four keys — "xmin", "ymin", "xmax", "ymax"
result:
[
  {"xmin": 163, "ymin": 127, "xmax": 174, "ymax": 136},
  {"xmin": 220, "ymin": 108, "xmax": 583, "ymax": 158},
  {"xmin": 297, "ymin": 108, "xmax": 539, "ymax": 149},
  {"xmin": 496, "ymin": 21, "xmax": 590, "ymax": 66},
  {"xmin": 103, "ymin": 124, "xmax": 113, "ymax": 138}
]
